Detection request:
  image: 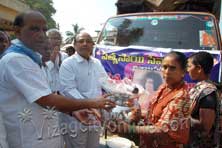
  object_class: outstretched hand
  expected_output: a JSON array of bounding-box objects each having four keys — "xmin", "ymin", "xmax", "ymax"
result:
[
  {"xmin": 128, "ymin": 107, "xmax": 141, "ymax": 123},
  {"xmin": 72, "ymin": 109, "xmax": 101, "ymax": 126},
  {"xmin": 94, "ymin": 94, "xmax": 116, "ymax": 110}
]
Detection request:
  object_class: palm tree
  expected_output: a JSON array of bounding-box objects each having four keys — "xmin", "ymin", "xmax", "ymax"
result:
[{"xmin": 65, "ymin": 24, "xmax": 84, "ymax": 44}]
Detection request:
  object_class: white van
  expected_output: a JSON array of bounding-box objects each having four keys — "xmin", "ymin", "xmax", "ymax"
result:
[{"xmin": 95, "ymin": 12, "xmax": 221, "ymax": 87}]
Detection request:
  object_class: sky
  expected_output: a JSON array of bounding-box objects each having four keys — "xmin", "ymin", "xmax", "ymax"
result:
[{"xmin": 52, "ymin": 0, "xmax": 117, "ymax": 38}]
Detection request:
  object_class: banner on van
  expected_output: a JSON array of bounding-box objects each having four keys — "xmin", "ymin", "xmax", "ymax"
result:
[
  {"xmin": 95, "ymin": 45, "xmax": 221, "ymax": 110},
  {"xmin": 95, "ymin": 46, "xmax": 221, "ymax": 89}
]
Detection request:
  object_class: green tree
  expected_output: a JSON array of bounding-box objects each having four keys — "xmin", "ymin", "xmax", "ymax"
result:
[
  {"xmin": 23, "ymin": 0, "xmax": 56, "ymax": 29},
  {"xmin": 65, "ymin": 24, "xmax": 84, "ymax": 44}
]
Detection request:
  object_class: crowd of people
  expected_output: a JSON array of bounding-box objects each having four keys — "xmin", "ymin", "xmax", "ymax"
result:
[
  {"xmin": 0, "ymin": 10, "xmax": 221, "ymax": 148},
  {"xmin": 0, "ymin": 10, "xmax": 115, "ymax": 148}
]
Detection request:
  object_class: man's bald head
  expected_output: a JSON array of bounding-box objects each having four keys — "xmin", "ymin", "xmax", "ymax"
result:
[
  {"xmin": 74, "ymin": 32, "xmax": 93, "ymax": 44},
  {"xmin": 74, "ymin": 32, "xmax": 94, "ymax": 59},
  {"xmin": 13, "ymin": 10, "xmax": 48, "ymax": 52},
  {"xmin": 14, "ymin": 11, "xmax": 46, "ymax": 28}
]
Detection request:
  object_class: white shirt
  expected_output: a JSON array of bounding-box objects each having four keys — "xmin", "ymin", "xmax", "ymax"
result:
[
  {"xmin": 46, "ymin": 51, "xmax": 68, "ymax": 92},
  {"xmin": 59, "ymin": 53, "xmax": 108, "ymax": 99},
  {"xmin": 41, "ymin": 65, "xmax": 52, "ymax": 87},
  {"xmin": 0, "ymin": 112, "xmax": 9, "ymax": 148},
  {"xmin": 59, "ymin": 51, "xmax": 68, "ymax": 63},
  {"xmin": 0, "ymin": 53, "xmax": 63, "ymax": 148}
]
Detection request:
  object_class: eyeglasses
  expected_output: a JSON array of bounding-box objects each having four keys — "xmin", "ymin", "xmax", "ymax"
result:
[{"xmin": 76, "ymin": 39, "xmax": 93, "ymax": 44}]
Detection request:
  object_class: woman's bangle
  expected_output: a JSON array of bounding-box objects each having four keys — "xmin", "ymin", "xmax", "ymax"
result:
[
  {"xmin": 132, "ymin": 125, "xmax": 136, "ymax": 133},
  {"xmin": 137, "ymin": 126, "xmax": 142, "ymax": 134},
  {"xmin": 129, "ymin": 125, "xmax": 133, "ymax": 133},
  {"xmin": 129, "ymin": 125, "xmax": 135, "ymax": 134},
  {"xmin": 135, "ymin": 126, "xmax": 139, "ymax": 134},
  {"xmin": 145, "ymin": 126, "xmax": 151, "ymax": 134},
  {"xmin": 139, "ymin": 126, "xmax": 143, "ymax": 134},
  {"xmin": 139, "ymin": 126, "xmax": 142, "ymax": 134}
]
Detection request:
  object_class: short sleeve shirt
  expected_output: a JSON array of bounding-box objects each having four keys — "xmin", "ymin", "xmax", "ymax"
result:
[{"xmin": 0, "ymin": 53, "xmax": 63, "ymax": 148}]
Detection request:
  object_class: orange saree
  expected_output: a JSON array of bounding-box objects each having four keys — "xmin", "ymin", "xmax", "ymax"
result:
[{"xmin": 140, "ymin": 83, "xmax": 190, "ymax": 148}]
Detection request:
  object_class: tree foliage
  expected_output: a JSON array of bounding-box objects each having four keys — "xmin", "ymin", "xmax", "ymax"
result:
[
  {"xmin": 65, "ymin": 24, "xmax": 84, "ymax": 44},
  {"xmin": 23, "ymin": 0, "xmax": 56, "ymax": 29}
]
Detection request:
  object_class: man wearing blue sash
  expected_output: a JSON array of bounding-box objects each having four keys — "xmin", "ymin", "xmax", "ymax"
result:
[{"xmin": 0, "ymin": 10, "xmax": 114, "ymax": 148}]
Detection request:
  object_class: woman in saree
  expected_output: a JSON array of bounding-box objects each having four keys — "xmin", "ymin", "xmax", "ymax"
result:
[
  {"xmin": 112, "ymin": 51, "xmax": 191, "ymax": 148},
  {"xmin": 186, "ymin": 51, "xmax": 220, "ymax": 148}
]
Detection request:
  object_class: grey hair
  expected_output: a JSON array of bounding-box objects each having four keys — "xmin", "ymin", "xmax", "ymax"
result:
[{"xmin": 46, "ymin": 28, "xmax": 61, "ymax": 36}]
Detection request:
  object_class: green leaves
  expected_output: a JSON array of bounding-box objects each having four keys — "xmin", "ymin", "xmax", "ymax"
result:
[
  {"xmin": 23, "ymin": 0, "xmax": 56, "ymax": 29},
  {"xmin": 65, "ymin": 23, "xmax": 84, "ymax": 44}
]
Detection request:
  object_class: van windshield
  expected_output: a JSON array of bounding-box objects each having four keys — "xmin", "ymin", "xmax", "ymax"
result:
[{"xmin": 97, "ymin": 14, "xmax": 219, "ymax": 50}]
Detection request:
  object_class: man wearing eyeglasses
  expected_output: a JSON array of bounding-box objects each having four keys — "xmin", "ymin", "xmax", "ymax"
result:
[{"xmin": 59, "ymin": 32, "xmax": 109, "ymax": 148}]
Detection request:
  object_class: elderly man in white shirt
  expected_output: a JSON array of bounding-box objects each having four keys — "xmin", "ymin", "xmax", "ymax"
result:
[
  {"xmin": 46, "ymin": 29, "xmax": 68, "ymax": 93},
  {"xmin": 0, "ymin": 11, "xmax": 115, "ymax": 148},
  {"xmin": 59, "ymin": 32, "xmax": 108, "ymax": 148}
]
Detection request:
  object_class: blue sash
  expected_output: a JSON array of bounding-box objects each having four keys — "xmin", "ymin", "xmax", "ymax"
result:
[{"xmin": 1, "ymin": 39, "xmax": 42, "ymax": 67}]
